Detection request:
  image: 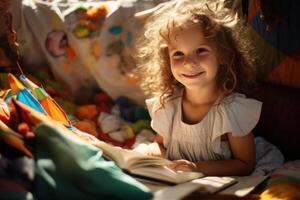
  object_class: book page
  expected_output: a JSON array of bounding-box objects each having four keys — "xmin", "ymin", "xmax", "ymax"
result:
[
  {"xmin": 127, "ymin": 156, "xmax": 171, "ymax": 169},
  {"xmin": 153, "ymin": 176, "xmax": 237, "ymax": 200},
  {"xmin": 94, "ymin": 141, "xmax": 171, "ymax": 169},
  {"xmin": 94, "ymin": 141, "xmax": 203, "ymax": 184},
  {"xmin": 219, "ymin": 176, "xmax": 267, "ymax": 197},
  {"xmin": 93, "ymin": 141, "xmax": 126, "ymax": 167},
  {"xmin": 130, "ymin": 166, "xmax": 204, "ymax": 184}
]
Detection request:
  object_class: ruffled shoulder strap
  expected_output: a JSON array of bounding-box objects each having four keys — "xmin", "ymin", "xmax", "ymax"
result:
[
  {"xmin": 145, "ymin": 97, "xmax": 176, "ymax": 146},
  {"xmin": 145, "ymin": 97, "xmax": 162, "ymax": 115},
  {"xmin": 213, "ymin": 93, "xmax": 262, "ymax": 139},
  {"xmin": 211, "ymin": 93, "xmax": 262, "ymax": 155}
]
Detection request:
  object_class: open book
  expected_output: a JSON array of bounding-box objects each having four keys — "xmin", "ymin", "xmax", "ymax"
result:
[{"xmin": 93, "ymin": 141, "xmax": 204, "ymax": 184}]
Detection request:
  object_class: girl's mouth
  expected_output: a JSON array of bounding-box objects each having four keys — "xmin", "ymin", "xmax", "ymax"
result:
[{"xmin": 182, "ymin": 72, "xmax": 204, "ymax": 78}]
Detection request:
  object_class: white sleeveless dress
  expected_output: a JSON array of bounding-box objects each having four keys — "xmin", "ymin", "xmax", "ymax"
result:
[{"xmin": 146, "ymin": 92, "xmax": 262, "ymax": 162}]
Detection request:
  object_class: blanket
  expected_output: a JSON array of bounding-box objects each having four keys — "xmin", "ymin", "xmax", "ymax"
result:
[{"xmin": 252, "ymin": 137, "xmax": 285, "ymax": 176}]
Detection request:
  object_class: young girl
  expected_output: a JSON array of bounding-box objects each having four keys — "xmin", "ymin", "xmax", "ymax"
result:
[{"xmin": 134, "ymin": 0, "xmax": 262, "ymax": 176}]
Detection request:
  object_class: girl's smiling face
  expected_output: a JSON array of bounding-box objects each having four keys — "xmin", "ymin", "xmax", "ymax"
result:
[{"xmin": 168, "ymin": 26, "xmax": 219, "ymax": 91}]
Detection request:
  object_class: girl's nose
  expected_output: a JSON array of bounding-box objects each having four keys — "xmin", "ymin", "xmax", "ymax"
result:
[{"xmin": 183, "ymin": 54, "xmax": 197, "ymax": 67}]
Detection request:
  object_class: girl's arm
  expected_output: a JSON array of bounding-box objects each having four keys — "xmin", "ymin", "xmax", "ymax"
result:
[{"xmin": 168, "ymin": 133, "xmax": 256, "ymax": 176}]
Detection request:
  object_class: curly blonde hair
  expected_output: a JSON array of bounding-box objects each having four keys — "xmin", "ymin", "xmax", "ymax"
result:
[{"xmin": 134, "ymin": 0, "xmax": 257, "ymax": 106}]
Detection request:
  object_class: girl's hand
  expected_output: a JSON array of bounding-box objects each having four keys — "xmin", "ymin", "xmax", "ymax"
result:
[{"xmin": 167, "ymin": 159, "xmax": 197, "ymax": 172}]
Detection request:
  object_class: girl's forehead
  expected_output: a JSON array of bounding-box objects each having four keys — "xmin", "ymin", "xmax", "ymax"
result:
[{"xmin": 168, "ymin": 26, "xmax": 207, "ymax": 44}]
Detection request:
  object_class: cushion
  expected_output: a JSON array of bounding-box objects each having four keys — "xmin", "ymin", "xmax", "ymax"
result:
[
  {"xmin": 248, "ymin": 82, "xmax": 300, "ymax": 161},
  {"xmin": 12, "ymin": 0, "xmax": 157, "ymax": 104},
  {"xmin": 247, "ymin": 0, "xmax": 300, "ymax": 89}
]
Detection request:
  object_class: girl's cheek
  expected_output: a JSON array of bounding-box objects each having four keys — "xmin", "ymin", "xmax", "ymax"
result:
[
  {"xmin": 171, "ymin": 59, "xmax": 183, "ymax": 67},
  {"xmin": 195, "ymin": 54, "xmax": 208, "ymax": 62}
]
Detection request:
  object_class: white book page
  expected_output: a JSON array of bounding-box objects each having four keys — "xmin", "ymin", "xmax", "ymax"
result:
[
  {"xmin": 153, "ymin": 176, "xmax": 236, "ymax": 200},
  {"xmin": 131, "ymin": 166, "xmax": 204, "ymax": 184},
  {"xmin": 219, "ymin": 176, "xmax": 267, "ymax": 197},
  {"xmin": 94, "ymin": 141, "xmax": 171, "ymax": 169}
]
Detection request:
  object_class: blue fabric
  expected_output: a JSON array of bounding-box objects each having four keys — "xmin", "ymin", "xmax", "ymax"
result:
[
  {"xmin": 17, "ymin": 89, "xmax": 46, "ymax": 115},
  {"xmin": 250, "ymin": 0, "xmax": 300, "ymax": 55}
]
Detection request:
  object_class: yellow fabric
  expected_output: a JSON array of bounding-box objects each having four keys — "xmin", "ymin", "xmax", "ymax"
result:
[{"xmin": 7, "ymin": 73, "xmax": 25, "ymax": 95}]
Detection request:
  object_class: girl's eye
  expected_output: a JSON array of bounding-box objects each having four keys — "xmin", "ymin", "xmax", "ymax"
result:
[
  {"xmin": 195, "ymin": 48, "xmax": 208, "ymax": 55},
  {"xmin": 172, "ymin": 51, "xmax": 184, "ymax": 58}
]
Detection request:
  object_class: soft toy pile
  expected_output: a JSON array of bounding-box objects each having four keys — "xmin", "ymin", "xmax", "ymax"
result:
[{"xmin": 74, "ymin": 91, "xmax": 156, "ymax": 149}]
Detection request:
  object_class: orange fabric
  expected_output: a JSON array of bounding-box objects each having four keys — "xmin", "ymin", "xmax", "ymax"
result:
[
  {"xmin": 2, "ymin": 135, "xmax": 33, "ymax": 157},
  {"xmin": 40, "ymin": 98, "xmax": 70, "ymax": 126},
  {"xmin": 247, "ymin": 0, "xmax": 260, "ymax": 23},
  {"xmin": 0, "ymin": 120, "xmax": 33, "ymax": 157},
  {"xmin": 267, "ymin": 52, "xmax": 300, "ymax": 88},
  {"xmin": 0, "ymin": 106, "xmax": 10, "ymax": 124},
  {"xmin": 12, "ymin": 100, "xmax": 87, "ymax": 142},
  {"xmin": 247, "ymin": 0, "xmax": 300, "ymax": 89}
]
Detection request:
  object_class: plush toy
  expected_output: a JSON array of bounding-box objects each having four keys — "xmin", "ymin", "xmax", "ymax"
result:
[
  {"xmin": 75, "ymin": 104, "xmax": 98, "ymax": 120},
  {"xmin": 130, "ymin": 119, "xmax": 151, "ymax": 134},
  {"xmin": 97, "ymin": 129, "xmax": 136, "ymax": 149},
  {"xmin": 94, "ymin": 92, "xmax": 112, "ymax": 113},
  {"xmin": 97, "ymin": 112, "xmax": 122, "ymax": 133},
  {"xmin": 132, "ymin": 129, "xmax": 156, "ymax": 148},
  {"xmin": 115, "ymin": 96, "xmax": 132, "ymax": 109},
  {"xmin": 74, "ymin": 120, "xmax": 98, "ymax": 137},
  {"xmin": 134, "ymin": 105, "xmax": 150, "ymax": 120},
  {"xmin": 17, "ymin": 122, "xmax": 34, "ymax": 139},
  {"xmin": 111, "ymin": 105, "xmax": 121, "ymax": 116},
  {"xmin": 121, "ymin": 124, "xmax": 135, "ymax": 139},
  {"xmin": 120, "ymin": 107, "xmax": 136, "ymax": 122},
  {"xmin": 94, "ymin": 91, "xmax": 111, "ymax": 104},
  {"xmin": 108, "ymin": 130, "xmax": 126, "ymax": 143},
  {"xmin": 115, "ymin": 96, "xmax": 150, "ymax": 122}
]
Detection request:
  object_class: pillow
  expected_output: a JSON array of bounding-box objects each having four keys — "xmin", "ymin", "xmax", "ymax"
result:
[{"xmin": 13, "ymin": 0, "xmax": 149, "ymax": 104}]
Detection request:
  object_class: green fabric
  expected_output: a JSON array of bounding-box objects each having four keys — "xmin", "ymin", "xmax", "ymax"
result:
[
  {"xmin": 33, "ymin": 123, "xmax": 152, "ymax": 200},
  {"xmin": 0, "ymin": 191, "xmax": 34, "ymax": 200},
  {"xmin": 32, "ymin": 88, "xmax": 48, "ymax": 101}
]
